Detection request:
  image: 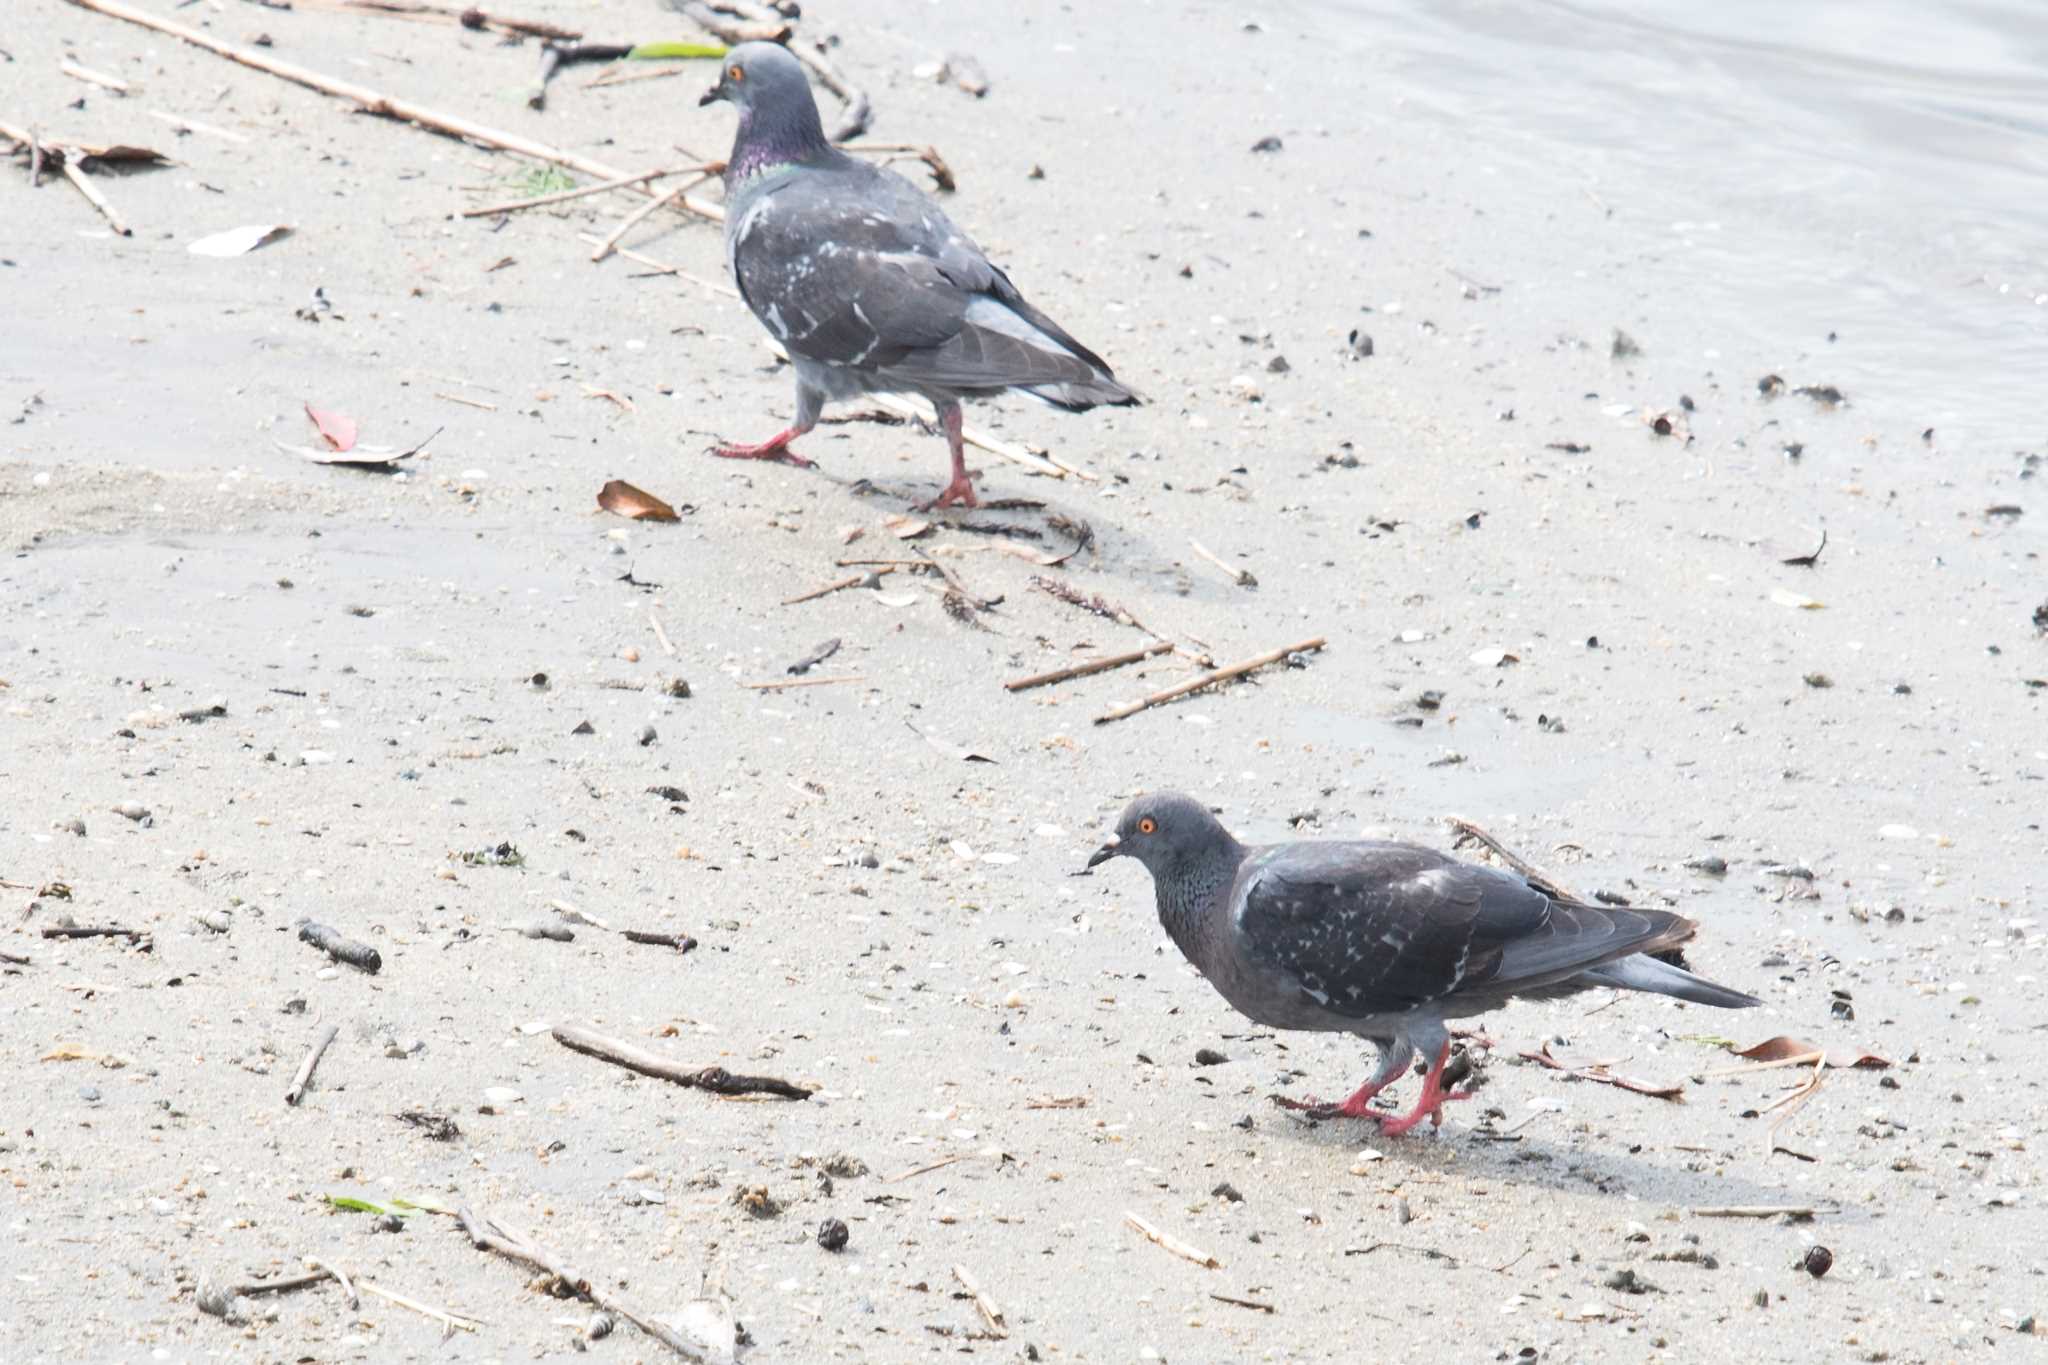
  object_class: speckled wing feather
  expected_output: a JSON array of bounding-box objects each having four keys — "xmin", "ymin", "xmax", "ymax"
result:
[
  {"xmin": 728, "ymin": 158, "xmax": 1123, "ymax": 399},
  {"xmin": 1231, "ymin": 843, "xmax": 1692, "ymax": 1019}
]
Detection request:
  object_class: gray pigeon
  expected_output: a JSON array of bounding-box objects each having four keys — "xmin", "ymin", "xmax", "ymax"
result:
[
  {"xmin": 699, "ymin": 43, "xmax": 1137, "ymax": 509},
  {"xmin": 1087, "ymin": 793, "xmax": 1760, "ymax": 1134}
]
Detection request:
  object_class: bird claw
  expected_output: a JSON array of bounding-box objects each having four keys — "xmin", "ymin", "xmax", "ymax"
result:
[
  {"xmin": 915, "ymin": 474, "xmax": 979, "ymax": 511},
  {"xmin": 708, "ymin": 440, "xmax": 815, "ymax": 469}
]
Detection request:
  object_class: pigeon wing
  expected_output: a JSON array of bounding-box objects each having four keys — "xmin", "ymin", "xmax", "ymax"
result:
[
  {"xmin": 1234, "ymin": 843, "xmax": 1688, "ymax": 1020},
  {"xmin": 730, "ymin": 164, "xmax": 1113, "ymax": 393}
]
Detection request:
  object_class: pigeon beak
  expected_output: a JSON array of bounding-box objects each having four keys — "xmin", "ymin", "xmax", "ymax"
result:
[
  {"xmin": 698, "ymin": 84, "xmax": 723, "ymax": 107},
  {"xmin": 1084, "ymin": 835, "xmax": 1123, "ymax": 870}
]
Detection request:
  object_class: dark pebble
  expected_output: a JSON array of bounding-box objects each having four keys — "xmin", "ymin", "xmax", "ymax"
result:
[
  {"xmin": 1801, "ymin": 1245, "xmax": 1833, "ymax": 1278},
  {"xmin": 817, "ymin": 1218, "xmax": 850, "ymax": 1252},
  {"xmin": 1194, "ymin": 1047, "xmax": 1229, "ymax": 1067}
]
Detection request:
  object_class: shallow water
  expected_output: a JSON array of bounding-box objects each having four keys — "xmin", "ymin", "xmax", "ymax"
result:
[{"xmin": 1320, "ymin": 0, "xmax": 2048, "ymax": 449}]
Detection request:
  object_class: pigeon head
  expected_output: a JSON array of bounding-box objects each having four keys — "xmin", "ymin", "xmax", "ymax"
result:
[
  {"xmin": 701, "ymin": 43, "xmax": 828, "ymax": 178},
  {"xmin": 1087, "ymin": 792, "xmax": 1236, "ymax": 879}
]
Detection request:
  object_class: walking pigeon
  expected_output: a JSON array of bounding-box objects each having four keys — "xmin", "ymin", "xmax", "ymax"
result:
[
  {"xmin": 1086, "ymin": 793, "xmax": 1760, "ymax": 1135},
  {"xmin": 698, "ymin": 43, "xmax": 1137, "ymax": 509}
]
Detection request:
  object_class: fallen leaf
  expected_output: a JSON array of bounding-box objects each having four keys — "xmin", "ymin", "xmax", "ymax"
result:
[
  {"xmin": 597, "ymin": 479, "xmax": 680, "ymax": 522},
  {"xmin": 882, "ymin": 513, "xmax": 932, "ymax": 539},
  {"xmin": 906, "ymin": 720, "xmax": 996, "ymax": 764},
  {"xmin": 303, "ymin": 404, "xmax": 358, "ymax": 453},
  {"xmin": 1734, "ymin": 1036, "xmax": 1891, "ymax": 1069},
  {"xmin": 188, "ymin": 224, "xmax": 293, "ymax": 257}
]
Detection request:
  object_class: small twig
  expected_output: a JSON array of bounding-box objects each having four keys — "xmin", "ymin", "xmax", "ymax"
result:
[
  {"xmin": 622, "ymin": 929, "xmax": 697, "ymax": 951},
  {"xmin": 61, "ymin": 60, "xmax": 131, "ymax": 93},
  {"xmin": 1490, "ymin": 1246, "xmax": 1535, "ymax": 1275},
  {"xmin": 740, "ymin": 675, "xmax": 865, "ymax": 691},
  {"xmin": 551, "ymin": 1023, "xmax": 812, "ymax": 1099},
  {"xmin": 572, "ymin": 234, "xmax": 736, "ymax": 295},
  {"xmin": 586, "ymin": 62, "xmax": 689, "ymax": 90},
  {"xmin": 782, "ymin": 567, "xmax": 892, "ymax": 604},
  {"xmin": 359, "ymin": 1278, "xmax": 481, "ymax": 1332},
  {"xmin": 589, "ymin": 172, "xmax": 713, "ymax": 262},
  {"xmin": 0, "ymin": 949, "xmax": 31, "ymax": 966},
  {"xmin": 882, "ymin": 1153, "xmax": 963, "ymax": 1184},
  {"xmin": 145, "ymin": 108, "xmax": 249, "ymax": 142},
  {"xmin": 462, "ymin": 162, "xmax": 712, "ymax": 217},
  {"xmin": 435, "ymin": 391, "xmax": 497, "ymax": 410},
  {"xmin": 1782, "ymin": 528, "xmax": 1828, "ymax": 568},
  {"xmin": 40, "ymin": 925, "xmax": 148, "ymax": 943},
  {"xmin": 196, "ymin": 1267, "xmax": 337, "ymax": 1319},
  {"xmin": 1344, "ymin": 1241, "xmax": 1460, "ymax": 1265},
  {"xmin": 1518, "ymin": 1042, "xmax": 1683, "ymax": 1100},
  {"xmin": 57, "ymin": 155, "xmax": 130, "ymax": 235},
  {"xmin": 1208, "ymin": 1292, "xmax": 1275, "ymax": 1313},
  {"xmin": 1188, "ymin": 538, "xmax": 1256, "ymax": 588},
  {"xmin": 1125, "ymin": 1212, "xmax": 1221, "ymax": 1269},
  {"xmin": 785, "ymin": 637, "xmax": 841, "ymax": 674},
  {"xmin": 1445, "ymin": 818, "xmax": 1583, "ymax": 902},
  {"xmin": 456, "ymin": 1208, "xmax": 701, "ymax": 1358},
  {"xmin": 913, "ymin": 547, "xmax": 991, "ymax": 611},
  {"xmin": 285, "ymin": 1022, "xmax": 340, "ymax": 1106},
  {"xmin": 305, "ymin": 1257, "xmax": 357, "ymax": 1310},
  {"xmin": 648, "ymin": 607, "xmax": 678, "ymax": 657},
  {"xmin": 843, "ymin": 141, "xmax": 955, "ymax": 192},
  {"xmin": 1762, "ymin": 1053, "xmax": 1827, "ymax": 1152},
  {"xmin": 1005, "ymin": 641, "xmax": 1174, "ymax": 692},
  {"xmin": 952, "ymin": 1265, "xmax": 1006, "ymax": 1337},
  {"xmin": 1691, "ymin": 1205, "xmax": 1823, "ymax": 1219},
  {"xmin": 297, "ymin": 919, "xmax": 382, "ymax": 973},
  {"xmin": 1094, "ymin": 637, "xmax": 1325, "ymax": 725}
]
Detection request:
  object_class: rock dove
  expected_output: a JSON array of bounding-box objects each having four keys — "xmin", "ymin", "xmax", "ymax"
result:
[
  {"xmin": 699, "ymin": 43, "xmax": 1137, "ymax": 509},
  {"xmin": 1087, "ymin": 793, "xmax": 1760, "ymax": 1135}
]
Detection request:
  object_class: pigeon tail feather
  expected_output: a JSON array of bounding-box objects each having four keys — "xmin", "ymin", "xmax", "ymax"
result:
[{"xmin": 1577, "ymin": 952, "xmax": 1762, "ymax": 1008}]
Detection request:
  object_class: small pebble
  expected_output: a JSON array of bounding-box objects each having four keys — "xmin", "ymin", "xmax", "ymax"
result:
[
  {"xmin": 817, "ymin": 1217, "xmax": 850, "ymax": 1252},
  {"xmin": 1802, "ymin": 1245, "xmax": 1834, "ymax": 1278}
]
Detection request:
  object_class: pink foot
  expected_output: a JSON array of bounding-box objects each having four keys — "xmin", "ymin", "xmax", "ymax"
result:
[
  {"xmin": 1375, "ymin": 1042, "xmax": 1473, "ymax": 1137},
  {"xmin": 915, "ymin": 471, "xmax": 979, "ymax": 511},
  {"xmin": 708, "ymin": 429, "xmax": 815, "ymax": 469},
  {"xmin": 1273, "ymin": 1077, "xmax": 1391, "ymax": 1121}
]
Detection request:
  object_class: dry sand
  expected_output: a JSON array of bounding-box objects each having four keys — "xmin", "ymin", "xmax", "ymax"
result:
[{"xmin": 2, "ymin": 1, "xmax": 2044, "ymax": 1361}]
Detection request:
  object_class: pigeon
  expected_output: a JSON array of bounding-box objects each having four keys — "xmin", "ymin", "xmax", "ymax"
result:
[
  {"xmin": 1087, "ymin": 793, "xmax": 1760, "ymax": 1135},
  {"xmin": 698, "ymin": 43, "xmax": 1137, "ymax": 509}
]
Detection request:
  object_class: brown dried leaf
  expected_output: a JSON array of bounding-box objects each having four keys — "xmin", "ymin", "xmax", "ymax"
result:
[
  {"xmin": 883, "ymin": 514, "xmax": 932, "ymax": 540},
  {"xmin": 597, "ymin": 479, "xmax": 680, "ymax": 523},
  {"xmin": 1734, "ymin": 1036, "xmax": 1890, "ymax": 1069}
]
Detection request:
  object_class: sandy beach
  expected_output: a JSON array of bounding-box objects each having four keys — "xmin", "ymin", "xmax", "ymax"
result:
[{"xmin": 3, "ymin": 1, "xmax": 2044, "ymax": 1360}]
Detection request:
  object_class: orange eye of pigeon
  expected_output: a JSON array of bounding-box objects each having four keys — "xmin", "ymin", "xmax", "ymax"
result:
[
  {"xmin": 729, "ymin": 64, "xmax": 745, "ymax": 82},
  {"xmin": 1138, "ymin": 817, "xmax": 1157, "ymax": 835}
]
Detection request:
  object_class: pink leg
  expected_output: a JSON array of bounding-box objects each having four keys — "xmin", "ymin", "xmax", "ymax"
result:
[
  {"xmin": 709, "ymin": 426, "xmax": 816, "ymax": 469},
  {"xmin": 1375, "ymin": 1042, "xmax": 1473, "ymax": 1137},
  {"xmin": 914, "ymin": 403, "xmax": 978, "ymax": 510}
]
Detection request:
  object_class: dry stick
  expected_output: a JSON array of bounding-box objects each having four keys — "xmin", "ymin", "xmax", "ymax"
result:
[
  {"xmin": 1125, "ymin": 1211, "xmax": 1221, "ymax": 1269},
  {"xmin": 883, "ymin": 1153, "xmax": 963, "ymax": 1183},
  {"xmin": 622, "ymin": 930, "xmax": 697, "ymax": 951},
  {"xmin": 56, "ymin": 155, "xmax": 130, "ymax": 235},
  {"xmin": 41, "ymin": 925, "xmax": 146, "ymax": 942},
  {"xmin": 782, "ymin": 567, "xmax": 894, "ymax": 604},
  {"xmin": 358, "ymin": 1278, "xmax": 482, "ymax": 1332},
  {"xmin": 1445, "ymin": 817, "xmax": 1582, "ymax": 902},
  {"xmin": 951, "ymin": 1265, "xmax": 1006, "ymax": 1337},
  {"xmin": 0, "ymin": 949, "xmax": 31, "ymax": 966},
  {"xmin": 1691, "ymin": 1205, "xmax": 1824, "ymax": 1220},
  {"xmin": 195, "ymin": 1267, "xmax": 337, "ymax": 1319},
  {"xmin": 1189, "ymin": 538, "xmax": 1256, "ymax": 588},
  {"xmin": 843, "ymin": 141, "xmax": 955, "ymax": 192},
  {"xmin": 1005, "ymin": 641, "xmax": 1174, "ymax": 692},
  {"xmin": 435, "ymin": 391, "xmax": 497, "ymax": 410},
  {"xmin": 590, "ymin": 171, "xmax": 714, "ymax": 261},
  {"xmin": 320, "ymin": 0, "xmax": 582, "ymax": 41},
  {"xmin": 648, "ymin": 607, "xmax": 678, "ymax": 656},
  {"xmin": 586, "ymin": 62, "xmax": 688, "ymax": 90},
  {"xmin": 1209, "ymin": 1292, "xmax": 1276, "ymax": 1314},
  {"xmin": 305, "ymin": 1257, "xmax": 357, "ymax": 1310},
  {"xmin": 740, "ymin": 675, "xmax": 865, "ymax": 691},
  {"xmin": 285, "ymin": 1022, "xmax": 340, "ymax": 1106},
  {"xmin": 551, "ymin": 1022, "xmax": 812, "ymax": 1099},
  {"xmin": 1094, "ymin": 637, "xmax": 1326, "ymax": 725},
  {"xmin": 1763, "ymin": 1053, "xmax": 1827, "ymax": 1154},
  {"xmin": 573, "ymin": 234, "xmax": 735, "ymax": 295},
  {"xmin": 462, "ymin": 162, "xmax": 712, "ymax": 218},
  {"xmin": 64, "ymin": 0, "xmax": 725, "ymax": 222},
  {"xmin": 61, "ymin": 60, "xmax": 131, "ymax": 93},
  {"xmin": 457, "ymin": 1208, "xmax": 701, "ymax": 1358}
]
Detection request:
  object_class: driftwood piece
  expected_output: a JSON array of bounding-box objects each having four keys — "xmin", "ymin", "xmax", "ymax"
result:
[
  {"xmin": 551, "ymin": 1023, "xmax": 811, "ymax": 1099},
  {"xmin": 41, "ymin": 925, "xmax": 149, "ymax": 945},
  {"xmin": 196, "ymin": 1267, "xmax": 337, "ymax": 1321},
  {"xmin": 1005, "ymin": 641, "xmax": 1173, "ymax": 692},
  {"xmin": 1094, "ymin": 637, "xmax": 1326, "ymax": 725},
  {"xmin": 297, "ymin": 919, "xmax": 382, "ymax": 973},
  {"xmin": 457, "ymin": 1206, "xmax": 705, "ymax": 1359},
  {"xmin": 285, "ymin": 1022, "xmax": 340, "ymax": 1106},
  {"xmin": 623, "ymin": 930, "xmax": 698, "ymax": 952}
]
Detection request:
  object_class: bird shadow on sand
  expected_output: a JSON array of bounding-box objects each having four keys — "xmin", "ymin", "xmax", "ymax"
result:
[{"xmin": 1270, "ymin": 1101, "xmax": 1833, "ymax": 1213}]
